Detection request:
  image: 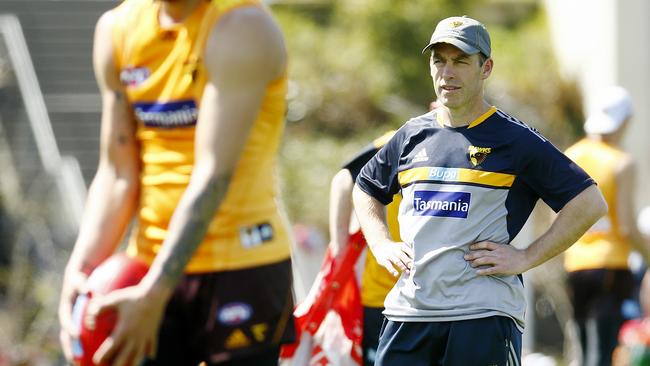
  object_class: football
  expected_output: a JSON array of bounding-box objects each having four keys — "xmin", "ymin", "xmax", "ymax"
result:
[{"xmin": 71, "ymin": 253, "xmax": 149, "ymax": 366}]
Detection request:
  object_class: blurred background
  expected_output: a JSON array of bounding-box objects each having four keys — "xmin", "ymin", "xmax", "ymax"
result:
[{"xmin": 0, "ymin": 0, "xmax": 648, "ymax": 364}]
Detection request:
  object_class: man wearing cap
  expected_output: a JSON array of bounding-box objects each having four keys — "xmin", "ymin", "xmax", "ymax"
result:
[
  {"xmin": 564, "ymin": 87, "xmax": 650, "ymax": 366},
  {"xmin": 352, "ymin": 16, "xmax": 607, "ymax": 365}
]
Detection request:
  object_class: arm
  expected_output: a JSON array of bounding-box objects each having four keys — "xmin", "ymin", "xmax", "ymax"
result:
[
  {"xmin": 145, "ymin": 8, "xmax": 286, "ymax": 292},
  {"xmin": 465, "ymin": 184, "xmax": 607, "ymax": 275},
  {"xmin": 352, "ymin": 185, "xmax": 412, "ymax": 277},
  {"xmin": 88, "ymin": 7, "xmax": 287, "ymax": 366},
  {"xmin": 329, "ymin": 136, "xmax": 390, "ymax": 257},
  {"xmin": 329, "ymin": 169, "xmax": 355, "ymax": 257},
  {"xmin": 616, "ymin": 158, "xmax": 650, "ymax": 262},
  {"xmin": 58, "ymin": 9, "xmax": 140, "ymax": 362}
]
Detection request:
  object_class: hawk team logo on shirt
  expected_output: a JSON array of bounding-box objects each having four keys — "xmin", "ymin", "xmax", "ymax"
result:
[
  {"xmin": 413, "ymin": 190, "xmax": 471, "ymax": 218},
  {"xmin": 468, "ymin": 145, "xmax": 492, "ymax": 166}
]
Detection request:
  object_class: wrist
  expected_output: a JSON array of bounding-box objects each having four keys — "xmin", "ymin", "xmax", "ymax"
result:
[
  {"xmin": 369, "ymin": 237, "xmax": 393, "ymax": 250},
  {"xmin": 522, "ymin": 245, "xmax": 538, "ymax": 271},
  {"xmin": 65, "ymin": 257, "xmax": 92, "ymax": 276},
  {"xmin": 139, "ymin": 273, "xmax": 175, "ymax": 304}
]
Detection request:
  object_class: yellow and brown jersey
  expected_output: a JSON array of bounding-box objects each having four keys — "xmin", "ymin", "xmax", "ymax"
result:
[
  {"xmin": 564, "ymin": 138, "xmax": 630, "ymax": 272},
  {"xmin": 342, "ymin": 130, "xmax": 401, "ymax": 308},
  {"xmin": 111, "ymin": 0, "xmax": 291, "ymax": 273}
]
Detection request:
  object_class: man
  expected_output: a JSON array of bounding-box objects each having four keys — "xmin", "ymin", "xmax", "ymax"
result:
[
  {"xmin": 58, "ymin": 1, "xmax": 293, "ymax": 365},
  {"xmin": 564, "ymin": 86, "xmax": 650, "ymax": 366},
  {"xmin": 352, "ymin": 16, "xmax": 607, "ymax": 365},
  {"xmin": 328, "ymin": 130, "xmax": 400, "ymax": 366}
]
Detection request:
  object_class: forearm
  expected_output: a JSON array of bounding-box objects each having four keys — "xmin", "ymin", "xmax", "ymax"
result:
[
  {"xmin": 67, "ymin": 168, "xmax": 138, "ymax": 273},
  {"xmin": 352, "ymin": 185, "xmax": 392, "ymax": 250},
  {"xmin": 524, "ymin": 185, "xmax": 607, "ymax": 269},
  {"xmin": 329, "ymin": 169, "xmax": 354, "ymax": 250},
  {"xmin": 141, "ymin": 172, "xmax": 231, "ymax": 296}
]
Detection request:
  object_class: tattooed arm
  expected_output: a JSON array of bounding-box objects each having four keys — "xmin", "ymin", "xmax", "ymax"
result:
[
  {"xmin": 87, "ymin": 7, "xmax": 287, "ymax": 366},
  {"xmin": 148, "ymin": 5, "xmax": 287, "ymax": 293},
  {"xmin": 58, "ymin": 9, "xmax": 140, "ymax": 363}
]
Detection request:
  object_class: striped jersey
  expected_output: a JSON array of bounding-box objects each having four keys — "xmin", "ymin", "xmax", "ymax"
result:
[
  {"xmin": 110, "ymin": 0, "xmax": 292, "ymax": 273},
  {"xmin": 356, "ymin": 107, "xmax": 594, "ymax": 329},
  {"xmin": 564, "ymin": 138, "xmax": 630, "ymax": 271}
]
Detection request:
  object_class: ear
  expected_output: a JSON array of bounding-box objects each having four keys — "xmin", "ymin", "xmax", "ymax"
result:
[{"xmin": 481, "ymin": 58, "xmax": 493, "ymax": 80}]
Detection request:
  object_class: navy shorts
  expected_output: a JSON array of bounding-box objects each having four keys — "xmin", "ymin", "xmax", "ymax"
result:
[
  {"xmin": 143, "ymin": 259, "xmax": 294, "ymax": 366},
  {"xmin": 363, "ymin": 306, "xmax": 385, "ymax": 366},
  {"xmin": 375, "ymin": 316, "xmax": 521, "ymax": 366}
]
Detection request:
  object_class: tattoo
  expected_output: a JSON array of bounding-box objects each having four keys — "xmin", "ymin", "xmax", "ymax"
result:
[
  {"xmin": 113, "ymin": 90, "xmax": 125, "ymax": 101},
  {"xmin": 158, "ymin": 174, "xmax": 232, "ymax": 286},
  {"xmin": 117, "ymin": 134, "xmax": 128, "ymax": 145}
]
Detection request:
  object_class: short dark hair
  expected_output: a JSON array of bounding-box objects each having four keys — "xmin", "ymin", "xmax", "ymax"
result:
[{"xmin": 478, "ymin": 53, "xmax": 488, "ymax": 66}]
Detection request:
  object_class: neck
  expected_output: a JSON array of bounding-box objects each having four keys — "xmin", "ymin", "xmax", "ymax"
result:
[
  {"xmin": 159, "ymin": 0, "xmax": 202, "ymax": 26},
  {"xmin": 439, "ymin": 99, "xmax": 491, "ymax": 128}
]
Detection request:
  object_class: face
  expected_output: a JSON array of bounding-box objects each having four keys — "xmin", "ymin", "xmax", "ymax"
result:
[{"xmin": 430, "ymin": 43, "xmax": 492, "ymax": 110}]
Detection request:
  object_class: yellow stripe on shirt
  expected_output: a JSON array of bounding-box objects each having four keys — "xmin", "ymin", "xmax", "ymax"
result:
[{"xmin": 398, "ymin": 166, "xmax": 515, "ymax": 188}]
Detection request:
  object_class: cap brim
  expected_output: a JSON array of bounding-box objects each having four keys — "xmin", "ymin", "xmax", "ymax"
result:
[{"xmin": 422, "ymin": 37, "xmax": 480, "ymax": 55}]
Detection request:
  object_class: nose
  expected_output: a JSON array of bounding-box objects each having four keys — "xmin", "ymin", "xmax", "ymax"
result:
[{"xmin": 440, "ymin": 62, "xmax": 455, "ymax": 79}]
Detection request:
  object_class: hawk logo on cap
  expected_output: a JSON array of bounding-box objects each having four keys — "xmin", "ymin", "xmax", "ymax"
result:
[
  {"xmin": 451, "ymin": 20, "xmax": 464, "ymax": 28},
  {"xmin": 468, "ymin": 145, "xmax": 492, "ymax": 166}
]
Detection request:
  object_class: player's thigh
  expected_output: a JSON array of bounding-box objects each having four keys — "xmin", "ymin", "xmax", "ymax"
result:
[
  {"xmin": 201, "ymin": 259, "xmax": 294, "ymax": 363},
  {"xmin": 443, "ymin": 316, "xmax": 521, "ymax": 366},
  {"xmin": 375, "ymin": 320, "xmax": 440, "ymax": 366},
  {"xmin": 147, "ymin": 259, "xmax": 294, "ymax": 365}
]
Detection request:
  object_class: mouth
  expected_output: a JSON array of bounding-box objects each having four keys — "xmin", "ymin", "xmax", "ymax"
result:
[{"xmin": 441, "ymin": 85, "xmax": 460, "ymax": 92}]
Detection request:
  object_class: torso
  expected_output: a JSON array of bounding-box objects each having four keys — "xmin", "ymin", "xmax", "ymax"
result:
[
  {"xmin": 564, "ymin": 138, "xmax": 630, "ymax": 272},
  {"xmin": 358, "ymin": 107, "xmax": 593, "ymax": 329},
  {"xmin": 111, "ymin": 0, "xmax": 291, "ymax": 273}
]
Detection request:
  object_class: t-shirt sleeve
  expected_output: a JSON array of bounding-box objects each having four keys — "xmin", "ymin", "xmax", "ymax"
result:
[
  {"xmin": 342, "ymin": 143, "xmax": 380, "ymax": 182},
  {"xmin": 355, "ymin": 130, "xmax": 404, "ymax": 205},
  {"xmin": 519, "ymin": 135, "xmax": 595, "ymax": 212},
  {"xmin": 343, "ymin": 130, "xmax": 396, "ymax": 181}
]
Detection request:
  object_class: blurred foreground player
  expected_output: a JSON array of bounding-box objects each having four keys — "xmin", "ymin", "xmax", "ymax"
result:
[{"xmin": 58, "ymin": 0, "xmax": 294, "ymax": 365}]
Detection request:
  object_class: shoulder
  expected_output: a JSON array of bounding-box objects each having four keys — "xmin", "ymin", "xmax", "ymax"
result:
[
  {"xmin": 104, "ymin": 0, "xmax": 146, "ymax": 29},
  {"xmin": 492, "ymin": 108, "xmax": 548, "ymax": 143},
  {"xmin": 95, "ymin": 7, "xmax": 117, "ymax": 33},
  {"xmin": 372, "ymin": 130, "xmax": 397, "ymax": 149},
  {"xmin": 399, "ymin": 111, "xmax": 437, "ymax": 136},
  {"xmin": 617, "ymin": 153, "xmax": 636, "ymax": 175},
  {"xmin": 93, "ymin": 8, "xmax": 122, "ymax": 90},
  {"xmin": 205, "ymin": 5, "xmax": 286, "ymax": 82},
  {"xmin": 94, "ymin": 0, "xmax": 145, "ymax": 52}
]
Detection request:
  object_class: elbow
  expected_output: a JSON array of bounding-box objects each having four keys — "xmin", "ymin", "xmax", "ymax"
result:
[{"xmin": 331, "ymin": 169, "xmax": 354, "ymax": 195}]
